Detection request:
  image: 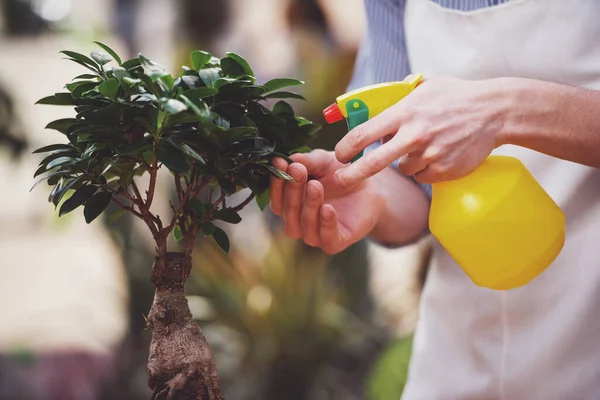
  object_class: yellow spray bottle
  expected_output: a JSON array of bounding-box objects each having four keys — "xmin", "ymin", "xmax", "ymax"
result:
[{"xmin": 323, "ymin": 74, "xmax": 566, "ymax": 290}]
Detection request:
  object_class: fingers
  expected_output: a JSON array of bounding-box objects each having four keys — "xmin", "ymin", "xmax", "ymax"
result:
[
  {"xmin": 335, "ymin": 104, "xmax": 403, "ymax": 164},
  {"xmin": 397, "ymin": 151, "xmax": 430, "ymax": 176},
  {"xmin": 290, "ymin": 149, "xmax": 333, "ymax": 177},
  {"xmin": 414, "ymin": 164, "xmax": 447, "ymax": 184},
  {"xmin": 319, "ymin": 205, "xmax": 345, "ymax": 255},
  {"xmin": 269, "ymin": 157, "xmax": 289, "ymax": 216},
  {"xmin": 282, "ymin": 163, "xmax": 308, "ymax": 239},
  {"xmin": 334, "ymin": 133, "xmax": 417, "ymax": 189},
  {"xmin": 300, "ymin": 180, "xmax": 324, "ymax": 247}
]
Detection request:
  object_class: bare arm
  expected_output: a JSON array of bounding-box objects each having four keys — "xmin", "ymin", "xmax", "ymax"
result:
[
  {"xmin": 333, "ymin": 76, "xmax": 600, "ymax": 187},
  {"xmin": 498, "ymin": 77, "xmax": 600, "ymax": 167}
]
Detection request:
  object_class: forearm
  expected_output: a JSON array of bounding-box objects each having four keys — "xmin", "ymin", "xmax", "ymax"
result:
[
  {"xmin": 368, "ymin": 167, "xmax": 430, "ymax": 247},
  {"xmin": 496, "ymin": 77, "xmax": 600, "ymax": 167}
]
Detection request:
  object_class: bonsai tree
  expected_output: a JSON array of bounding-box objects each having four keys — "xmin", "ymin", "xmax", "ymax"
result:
[{"xmin": 31, "ymin": 42, "xmax": 320, "ymax": 399}]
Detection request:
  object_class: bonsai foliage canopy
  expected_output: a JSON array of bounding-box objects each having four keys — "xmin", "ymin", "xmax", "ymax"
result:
[{"xmin": 32, "ymin": 42, "xmax": 321, "ymax": 251}]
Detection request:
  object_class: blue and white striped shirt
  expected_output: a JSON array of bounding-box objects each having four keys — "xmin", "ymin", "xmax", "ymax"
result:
[
  {"xmin": 349, "ymin": 0, "xmax": 511, "ymax": 90},
  {"xmin": 351, "ymin": 0, "xmax": 511, "ymax": 197}
]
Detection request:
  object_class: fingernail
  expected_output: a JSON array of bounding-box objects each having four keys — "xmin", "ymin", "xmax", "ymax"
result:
[
  {"xmin": 306, "ymin": 185, "xmax": 319, "ymax": 200},
  {"xmin": 333, "ymin": 170, "xmax": 347, "ymax": 187},
  {"xmin": 321, "ymin": 207, "xmax": 333, "ymax": 221}
]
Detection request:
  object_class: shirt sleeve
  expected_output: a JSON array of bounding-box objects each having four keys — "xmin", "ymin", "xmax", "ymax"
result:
[{"xmin": 347, "ymin": 0, "xmax": 432, "ymax": 198}]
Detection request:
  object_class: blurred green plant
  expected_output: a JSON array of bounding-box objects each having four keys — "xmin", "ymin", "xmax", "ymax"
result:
[
  {"xmin": 366, "ymin": 336, "xmax": 413, "ymax": 400},
  {"xmin": 189, "ymin": 231, "xmax": 385, "ymax": 400},
  {"xmin": 0, "ymin": 82, "xmax": 27, "ymax": 159},
  {"xmin": 31, "ymin": 42, "xmax": 320, "ymax": 400}
]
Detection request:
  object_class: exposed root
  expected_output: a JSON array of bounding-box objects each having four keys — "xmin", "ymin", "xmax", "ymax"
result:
[{"xmin": 146, "ymin": 253, "xmax": 223, "ymax": 400}]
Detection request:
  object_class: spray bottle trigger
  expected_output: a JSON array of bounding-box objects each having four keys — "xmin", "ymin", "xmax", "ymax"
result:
[
  {"xmin": 403, "ymin": 73, "xmax": 424, "ymax": 87},
  {"xmin": 345, "ymin": 99, "xmax": 370, "ymax": 162}
]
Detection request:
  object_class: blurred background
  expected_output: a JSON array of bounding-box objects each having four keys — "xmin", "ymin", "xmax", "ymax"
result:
[{"xmin": 0, "ymin": 1, "xmax": 432, "ymax": 399}]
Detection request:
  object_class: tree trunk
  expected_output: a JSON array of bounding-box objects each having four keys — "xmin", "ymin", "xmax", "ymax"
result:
[{"xmin": 146, "ymin": 252, "xmax": 223, "ymax": 400}]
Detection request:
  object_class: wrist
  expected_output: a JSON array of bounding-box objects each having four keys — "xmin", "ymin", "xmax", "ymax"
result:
[
  {"xmin": 487, "ymin": 77, "xmax": 564, "ymax": 148},
  {"xmin": 367, "ymin": 168, "xmax": 430, "ymax": 246},
  {"xmin": 483, "ymin": 77, "xmax": 524, "ymax": 147}
]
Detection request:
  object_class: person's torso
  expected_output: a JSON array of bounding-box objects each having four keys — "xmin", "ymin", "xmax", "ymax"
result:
[{"xmin": 399, "ymin": 0, "xmax": 600, "ymax": 399}]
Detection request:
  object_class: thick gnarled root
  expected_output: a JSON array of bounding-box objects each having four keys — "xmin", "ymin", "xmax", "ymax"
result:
[{"xmin": 147, "ymin": 253, "xmax": 223, "ymax": 400}]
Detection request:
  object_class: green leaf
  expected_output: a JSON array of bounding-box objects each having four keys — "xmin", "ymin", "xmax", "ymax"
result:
[
  {"xmin": 73, "ymin": 74, "xmax": 99, "ymax": 80},
  {"xmin": 182, "ymin": 75, "xmax": 201, "ymax": 89},
  {"xmin": 199, "ymin": 68, "xmax": 220, "ymax": 87},
  {"xmin": 66, "ymin": 80, "xmax": 91, "ymax": 92},
  {"xmin": 34, "ymin": 164, "xmax": 47, "ymax": 178},
  {"xmin": 107, "ymin": 208, "xmax": 127, "ymax": 224},
  {"xmin": 123, "ymin": 76, "xmax": 142, "ymax": 87},
  {"xmin": 84, "ymin": 192, "xmax": 113, "ymax": 223},
  {"xmin": 116, "ymin": 139, "xmax": 152, "ymax": 155},
  {"xmin": 256, "ymin": 189, "xmax": 270, "ymax": 211},
  {"xmin": 161, "ymin": 98, "xmax": 187, "ymax": 114},
  {"xmin": 45, "ymin": 119, "xmax": 79, "ymax": 134},
  {"xmin": 179, "ymin": 95, "xmax": 211, "ymax": 122},
  {"xmin": 33, "ymin": 144, "xmax": 73, "ymax": 154},
  {"xmin": 111, "ymin": 66, "xmax": 128, "ymax": 83},
  {"xmin": 98, "ymin": 78, "xmax": 120, "ymax": 100},
  {"xmin": 190, "ymin": 199, "xmax": 207, "ymax": 218},
  {"xmin": 36, "ymin": 93, "xmax": 74, "ymax": 106},
  {"xmin": 39, "ymin": 152, "xmax": 75, "ymax": 168},
  {"xmin": 273, "ymin": 101, "xmax": 295, "ymax": 117},
  {"xmin": 265, "ymin": 165, "xmax": 294, "ymax": 181},
  {"xmin": 190, "ymin": 50, "xmax": 212, "ymax": 70},
  {"xmin": 121, "ymin": 58, "xmax": 141, "ymax": 70},
  {"xmin": 221, "ymin": 57, "xmax": 246, "ymax": 78},
  {"xmin": 81, "ymin": 142, "xmax": 108, "ymax": 159},
  {"xmin": 72, "ymin": 82, "xmax": 99, "ymax": 98},
  {"xmin": 139, "ymin": 54, "xmax": 168, "ymax": 81},
  {"xmin": 30, "ymin": 171, "xmax": 71, "ymax": 192},
  {"xmin": 60, "ymin": 50, "xmax": 99, "ymax": 70},
  {"xmin": 46, "ymin": 156, "xmax": 76, "ymax": 170},
  {"xmin": 158, "ymin": 75, "xmax": 175, "ymax": 92},
  {"xmin": 173, "ymin": 225, "xmax": 184, "ymax": 241},
  {"xmin": 218, "ymin": 177, "xmax": 237, "ymax": 195},
  {"xmin": 93, "ymin": 41, "xmax": 122, "ymax": 65},
  {"xmin": 211, "ymin": 102, "xmax": 245, "ymax": 121},
  {"xmin": 224, "ymin": 52, "xmax": 254, "ymax": 77},
  {"xmin": 214, "ymin": 209, "xmax": 242, "ymax": 224},
  {"xmin": 47, "ymin": 178, "xmax": 64, "ymax": 202},
  {"xmin": 212, "ymin": 226, "xmax": 230, "ymax": 253},
  {"xmin": 297, "ymin": 123, "xmax": 322, "ymax": 137},
  {"xmin": 201, "ymin": 222, "xmax": 216, "ymax": 236},
  {"xmin": 181, "ymin": 87, "xmax": 218, "ymax": 100},
  {"xmin": 173, "ymin": 141, "xmax": 206, "ymax": 164},
  {"xmin": 272, "ymin": 151, "xmax": 294, "ymax": 164},
  {"xmin": 263, "ymin": 91, "xmax": 305, "ymax": 100},
  {"xmin": 263, "ymin": 78, "xmax": 304, "ymax": 92},
  {"xmin": 156, "ymin": 144, "xmax": 190, "ymax": 175},
  {"xmin": 59, "ymin": 185, "xmax": 98, "ymax": 216},
  {"xmin": 90, "ymin": 50, "xmax": 113, "ymax": 66},
  {"xmin": 156, "ymin": 109, "xmax": 167, "ymax": 131},
  {"xmin": 51, "ymin": 175, "xmax": 84, "ymax": 206}
]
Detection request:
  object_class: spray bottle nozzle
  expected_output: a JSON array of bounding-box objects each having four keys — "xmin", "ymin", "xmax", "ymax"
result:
[{"xmin": 323, "ymin": 103, "xmax": 343, "ymax": 124}]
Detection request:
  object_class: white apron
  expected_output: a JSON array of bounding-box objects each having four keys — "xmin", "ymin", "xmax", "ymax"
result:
[{"xmin": 402, "ymin": 0, "xmax": 600, "ymax": 399}]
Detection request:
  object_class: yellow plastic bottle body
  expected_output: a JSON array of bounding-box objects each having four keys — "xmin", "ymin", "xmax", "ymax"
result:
[{"xmin": 429, "ymin": 156, "xmax": 566, "ymax": 290}]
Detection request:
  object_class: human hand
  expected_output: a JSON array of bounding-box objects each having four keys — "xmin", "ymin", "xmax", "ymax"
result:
[
  {"xmin": 334, "ymin": 76, "xmax": 506, "ymax": 186},
  {"xmin": 269, "ymin": 149, "xmax": 384, "ymax": 254}
]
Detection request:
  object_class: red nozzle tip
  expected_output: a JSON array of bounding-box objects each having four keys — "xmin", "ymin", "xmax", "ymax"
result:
[{"xmin": 323, "ymin": 103, "xmax": 343, "ymax": 124}]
